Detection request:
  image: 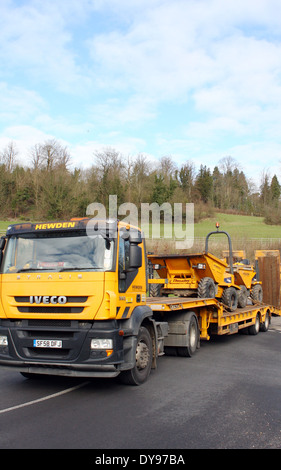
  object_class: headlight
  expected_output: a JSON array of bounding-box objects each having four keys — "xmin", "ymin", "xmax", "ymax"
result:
[
  {"xmin": 0, "ymin": 335, "xmax": 8, "ymax": 346},
  {"xmin": 197, "ymin": 263, "xmax": 206, "ymax": 269},
  {"xmin": 91, "ymin": 338, "xmax": 113, "ymax": 350}
]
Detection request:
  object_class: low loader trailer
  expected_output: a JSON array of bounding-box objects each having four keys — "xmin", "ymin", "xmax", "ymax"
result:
[{"xmin": 0, "ymin": 218, "xmax": 279, "ymax": 385}]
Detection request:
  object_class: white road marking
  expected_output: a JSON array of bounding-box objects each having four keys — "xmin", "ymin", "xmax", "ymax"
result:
[{"xmin": 0, "ymin": 381, "xmax": 89, "ymax": 415}]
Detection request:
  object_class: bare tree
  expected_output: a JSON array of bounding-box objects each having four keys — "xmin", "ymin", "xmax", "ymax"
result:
[
  {"xmin": 29, "ymin": 139, "xmax": 71, "ymax": 171},
  {"xmin": 159, "ymin": 155, "xmax": 177, "ymax": 184},
  {"xmin": 0, "ymin": 141, "xmax": 18, "ymax": 172},
  {"xmin": 93, "ymin": 147, "xmax": 126, "ymax": 205},
  {"xmin": 218, "ymin": 155, "xmax": 239, "ymax": 174},
  {"xmin": 131, "ymin": 153, "xmax": 151, "ymax": 205}
]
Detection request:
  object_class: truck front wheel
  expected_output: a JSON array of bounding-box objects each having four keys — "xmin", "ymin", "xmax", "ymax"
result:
[{"xmin": 119, "ymin": 326, "xmax": 153, "ymax": 385}]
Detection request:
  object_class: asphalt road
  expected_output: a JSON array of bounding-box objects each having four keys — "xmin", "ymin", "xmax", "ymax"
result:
[{"xmin": 0, "ymin": 316, "xmax": 281, "ymax": 451}]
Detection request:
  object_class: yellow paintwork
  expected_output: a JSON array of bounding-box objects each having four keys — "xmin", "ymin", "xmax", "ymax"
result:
[
  {"xmin": 1, "ymin": 219, "xmax": 279, "ymax": 346},
  {"xmin": 0, "ymin": 222, "xmax": 147, "ymax": 322},
  {"xmin": 147, "ymin": 296, "xmax": 274, "ymax": 340},
  {"xmin": 148, "ymin": 252, "xmax": 237, "ymax": 296}
]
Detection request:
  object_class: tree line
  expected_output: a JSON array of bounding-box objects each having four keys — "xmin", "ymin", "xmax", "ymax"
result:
[{"xmin": 0, "ymin": 140, "xmax": 280, "ymax": 224}]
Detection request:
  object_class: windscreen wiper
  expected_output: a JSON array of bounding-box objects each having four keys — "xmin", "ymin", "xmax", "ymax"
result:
[
  {"xmin": 58, "ymin": 266, "xmax": 99, "ymax": 271},
  {"xmin": 16, "ymin": 268, "xmax": 56, "ymax": 273}
]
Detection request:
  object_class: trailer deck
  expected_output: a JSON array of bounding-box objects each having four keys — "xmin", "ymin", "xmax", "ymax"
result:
[{"xmin": 147, "ymin": 296, "xmax": 277, "ymax": 340}]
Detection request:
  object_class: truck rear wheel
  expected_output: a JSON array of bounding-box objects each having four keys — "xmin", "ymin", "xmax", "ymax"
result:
[
  {"xmin": 119, "ymin": 326, "xmax": 153, "ymax": 385},
  {"xmin": 177, "ymin": 315, "xmax": 199, "ymax": 357}
]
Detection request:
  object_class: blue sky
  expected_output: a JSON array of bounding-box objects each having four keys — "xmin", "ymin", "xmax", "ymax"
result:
[{"xmin": 1, "ymin": 0, "xmax": 281, "ymax": 189}]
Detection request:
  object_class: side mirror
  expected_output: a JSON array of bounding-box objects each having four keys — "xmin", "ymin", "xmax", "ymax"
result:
[
  {"xmin": 129, "ymin": 231, "xmax": 142, "ymax": 244},
  {"xmin": 128, "ymin": 244, "xmax": 142, "ymax": 269},
  {"xmin": 121, "ymin": 230, "xmax": 142, "ymax": 244}
]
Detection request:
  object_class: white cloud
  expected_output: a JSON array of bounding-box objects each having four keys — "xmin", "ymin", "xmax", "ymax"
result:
[
  {"xmin": 0, "ymin": 82, "xmax": 46, "ymax": 123},
  {"xmin": 88, "ymin": 96, "xmax": 157, "ymax": 128},
  {"xmin": 70, "ymin": 135, "xmax": 148, "ymax": 169},
  {"xmin": 85, "ymin": 0, "xmax": 281, "ymax": 157},
  {"xmin": 0, "ymin": 0, "xmax": 281, "ymax": 185},
  {"xmin": 226, "ymin": 141, "xmax": 281, "ymax": 188},
  {"xmin": 0, "ymin": 1, "xmax": 89, "ymax": 93}
]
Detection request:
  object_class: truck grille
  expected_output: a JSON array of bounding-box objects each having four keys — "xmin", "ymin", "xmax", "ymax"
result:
[
  {"xmin": 14, "ymin": 296, "xmax": 88, "ymax": 314},
  {"xmin": 17, "ymin": 307, "xmax": 84, "ymax": 313},
  {"xmin": 14, "ymin": 296, "xmax": 88, "ymax": 303}
]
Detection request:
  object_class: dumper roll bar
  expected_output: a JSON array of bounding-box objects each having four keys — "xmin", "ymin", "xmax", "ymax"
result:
[{"xmin": 205, "ymin": 224, "xmax": 234, "ymax": 275}]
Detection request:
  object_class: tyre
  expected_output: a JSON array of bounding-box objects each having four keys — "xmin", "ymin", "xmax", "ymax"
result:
[
  {"xmin": 221, "ymin": 287, "xmax": 238, "ymax": 311},
  {"xmin": 177, "ymin": 315, "xmax": 199, "ymax": 357},
  {"xmin": 119, "ymin": 326, "xmax": 153, "ymax": 385},
  {"xmin": 251, "ymin": 284, "xmax": 263, "ymax": 303},
  {"xmin": 248, "ymin": 313, "xmax": 260, "ymax": 335},
  {"xmin": 260, "ymin": 311, "xmax": 270, "ymax": 332},
  {"xmin": 238, "ymin": 286, "xmax": 248, "ymax": 308},
  {"xmin": 197, "ymin": 277, "xmax": 216, "ymax": 299},
  {"xmin": 149, "ymin": 283, "xmax": 161, "ymax": 297}
]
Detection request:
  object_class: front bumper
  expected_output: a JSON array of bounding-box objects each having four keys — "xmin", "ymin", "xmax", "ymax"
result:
[{"xmin": 0, "ymin": 318, "xmax": 126, "ymax": 378}]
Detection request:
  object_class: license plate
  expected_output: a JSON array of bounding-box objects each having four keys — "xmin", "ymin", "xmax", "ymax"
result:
[{"xmin": 33, "ymin": 339, "xmax": 62, "ymax": 348}]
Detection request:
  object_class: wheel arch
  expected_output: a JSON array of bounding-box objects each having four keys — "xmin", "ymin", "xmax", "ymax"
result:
[{"xmin": 118, "ymin": 305, "xmax": 156, "ymax": 371}]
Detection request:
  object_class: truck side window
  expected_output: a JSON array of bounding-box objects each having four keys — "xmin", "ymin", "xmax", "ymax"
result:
[{"xmin": 118, "ymin": 236, "xmax": 130, "ymax": 292}]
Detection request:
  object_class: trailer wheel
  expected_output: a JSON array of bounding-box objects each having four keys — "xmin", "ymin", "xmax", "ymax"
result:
[
  {"xmin": 260, "ymin": 311, "xmax": 270, "ymax": 332},
  {"xmin": 198, "ymin": 277, "xmax": 216, "ymax": 299},
  {"xmin": 222, "ymin": 287, "xmax": 238, "ymax": 311},
  {"xmin": 248, "ymin": 313, "xmax": 260, "ymax": 335},
  {"xmin": 119, "ymin": 326, "xmax": 153, "ymax": 385},
  {"xmin": 251, "ymin": 284, "xmax": 263, "ymax": 303},
  {"xmin": 177, "ymin": 315, "xmax": 199, "ymax": 357},
  {"xmin": 238, "ymin": 286, "xmax": 248, "ymax": 308}
]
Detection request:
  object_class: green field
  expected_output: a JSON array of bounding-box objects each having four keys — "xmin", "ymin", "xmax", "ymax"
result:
[
  {"xmin": 194, "ymin": 213, "xmax": 281, "ymax": 239},
  {"xmin": 0, "ymin": 220, "xmax": 15, "ymax": 233},
  {"xmin": 145, "ymin": 212, "xmax": 281, "ymax": 240},
  {"xmin": 1, "ymin": 213, "xmax": 281, "ymax": 239},
  {"xmin": 143, "ymin": 212, "xmax": 281, "ymax": 259}
]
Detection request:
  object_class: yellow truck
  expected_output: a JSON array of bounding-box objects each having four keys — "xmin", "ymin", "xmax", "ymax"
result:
[{"xmin": 0, "ymin": 218, "xmax": 278, "ymax": 385}]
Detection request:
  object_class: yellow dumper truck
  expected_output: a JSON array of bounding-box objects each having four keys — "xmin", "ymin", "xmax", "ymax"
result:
[
  {"xmin": 0, "ymin": 218, "xmax": 277, "ymax": 385},
  {"xmin": 148, "ymin": 226, "xmax": 262, "ymax": 310}
]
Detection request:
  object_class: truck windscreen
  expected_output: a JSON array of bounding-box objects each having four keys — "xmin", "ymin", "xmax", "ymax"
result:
[{"xmin": 2, "ymin": 232, "xmax": 115, "ymax": 273}]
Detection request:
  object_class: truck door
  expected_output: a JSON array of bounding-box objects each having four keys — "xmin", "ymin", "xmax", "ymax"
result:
[{"xmin": 117, "ymin": 229, "xmax": 146, "ymax": 319}]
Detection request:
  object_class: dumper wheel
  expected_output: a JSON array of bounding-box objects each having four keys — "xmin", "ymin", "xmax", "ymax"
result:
[
  {"xmin": 197, "ymin": 277, "xmax": 216, "ymax": 299},
  {"xmin": 251, "ymin": 284, "xmax": 263, "ymax": 303},
  {"xmin": 221, "ymin": 287, "xmax": 238, "ymax": 311},
  {"xmin": 149, "ymin": 283, "xmax": 161, "ymax": 297},
  {"xmin": 119, "ymin": 326, "xmax": 153, "ymax": 386},
  {"xmin": 238, "ymin": 286, "xmax": 248, "ymax": 308}
]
